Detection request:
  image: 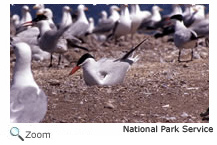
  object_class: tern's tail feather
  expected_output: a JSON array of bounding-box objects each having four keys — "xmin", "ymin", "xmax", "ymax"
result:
[
  {"xmin": 120, "ymin": 38, "xmax": 147, "ymax": 60},
  {"xmin": 128, "ymin": 55, "xmax": 140, "ymax": 63}
]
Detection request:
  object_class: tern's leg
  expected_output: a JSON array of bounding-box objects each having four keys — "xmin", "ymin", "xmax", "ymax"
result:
[
  {"xmin": 49, "ymin": 54, "xmax": 53, "ymax": 67},
  {"xmin": 205, "ymin": 38, "xmax": 209, "ymax": 47},
  {"xmin": 124, "ymin": 35, "xmax": 127, "ymax": 41},
  {"xmin": 131, "ymin": 33, "xmax": 134, "ymax": 40},
  {"xmin": 115, "ymin": 37, "xmax": 118, "ymax": 45},
  {"xmin": 131, "ymin": 34, "xmax": 134, "ymax": 47},
  {"xmin": 58, "ymin": 54, "xmax": 61, "ymax": 65},
  {"xmin": 190, "ymin": 48, "xmax": 194, "ymax": 61},
  {"xmin": 178, "ymin": 49, "xmax": 182, "ymax": 62}
]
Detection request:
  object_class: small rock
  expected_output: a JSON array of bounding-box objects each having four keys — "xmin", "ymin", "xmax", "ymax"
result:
[
  {"xmin": 162, "ymin": 104, "xmax": 170, "ymax": 108},
  {"xmin": 106, "ymin": 88, "xmax": 112, "ymax": 94},
  {"xmin": 183, "ymin": 64, "xmax": 189, "ymax": 68},
  {"xmin": 104, "ymin": 102, "xmax": 115, "ymax": 109},
  {"xmin": 186, "ymin": 87, "xmax": 199, "ymax": 90},
  {"xmin": 200, "ymin": 52, "xmax": 208, "ymax": 59},
  {"xmin": 49, "ymin": 80, "xmax": 60, "ymax": 86},
  {"xmin": 193, "ymin": 51, "xmax": 201, "ymax": 59},
  {"xmin": 181, "ymin": 112, "xmax": 189, "ymax": 118},
  {"xmin": 165, "ymin": 116, "xmax": 176, "ymax": 121}
]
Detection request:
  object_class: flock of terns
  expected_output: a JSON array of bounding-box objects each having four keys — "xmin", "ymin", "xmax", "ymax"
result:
[{"xmin": 10, "ymin": 4, "xmax": 209, "ymax": 123}]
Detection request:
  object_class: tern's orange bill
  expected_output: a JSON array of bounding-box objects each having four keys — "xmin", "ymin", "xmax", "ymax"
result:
[
  {"xmin": 84, "ymin": 7, "xmax": 88, "ymax": 11},
  {"xmin": 69, "ymin": 66, "xmax": 81, "ymax": 76}
]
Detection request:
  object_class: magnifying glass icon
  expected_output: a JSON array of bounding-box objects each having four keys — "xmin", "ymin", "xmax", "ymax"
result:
[{"xmin": 10, "ymin": 127, "xmax": 24, "ymax": 141}]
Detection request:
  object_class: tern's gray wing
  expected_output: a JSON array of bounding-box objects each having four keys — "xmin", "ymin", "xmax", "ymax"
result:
[
  {"xmin": 96, "ymin": 58, "xmax": 131, "ymax": 85},
  {"xmin": 65, "ymin": 21, "xmax": 89, "ymax": 38},
  {"xmin": 12, "ymin": 27, "xmax": 39, "ymax": 46},
  {"xmin": 174, "ymin": 28, "xmax": 197, "ymax": 48},
  {"xmin": 10, "ymin": 86, "xmax": 47, "ymax": 123},
  {"xmin": 50, "ymin": 22, "xmax": 57, "ymax": 31},
  {"xmin": 98, "ymin": 59, "xmax": 131, "ymax": 73},
  {"xmin": 39, "ymin": 26, "xmax": 70, "ymax": 52},
  {"xmin": 183, "ymin": 14, "xmax": 195, "ymax": 27},
  {"xmin": 189, "ymin": 19, "xmax": 209, "ymax": 37}
]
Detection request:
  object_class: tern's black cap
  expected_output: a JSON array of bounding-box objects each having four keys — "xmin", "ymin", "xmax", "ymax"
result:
[
  {"xmin": 32, "ymin": 15, "xmax": 48, "ymax": 22},
  {"xmin": 77, "ymin": 53, "xmax": 95, "ymax": 66},
  {"xmin": 170, "ymin": 14, "xmax": 183, "ymax": 22}
]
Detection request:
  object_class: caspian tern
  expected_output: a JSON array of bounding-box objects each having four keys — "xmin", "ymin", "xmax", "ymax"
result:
[
  {"xmin": 10, "ymin": 42, "xmax": 47, "ymax": 123},
  {"xmin": 167, "ymin": 4, "xmax": 183, "ymax": 17},
  {"xmin": 33, "ymin": 4, "xmax": 45, "ymax": 12},
  {"xmin": 182, "ymin": 4, "xmax": 195, "ymax": 27},
  {"xmin": 69, "ymin": 38, "xmax": 147, "ymax": 86},
  {"xmin": 87, "ymin": 17, "xmax": 95, "ymax": 34},
  {"xmin": 109, "ymin": 4, "xmax": 131, "ymax": 41},
  {"xmin": 139, "ymin": 5, "xmax": 163, "ymax": 30},
  {"xmin": 109, "ymin": 5, "xmax": 120, "ymax": 23},
  {"xmin": 189, "ymin": 16, "xmax": 209, "ymax": 38},
  {"xmin": 189, "ymin": 14, "xmax": 209, "ymax": 47},
  {"xmin": 36, "ymin": 8, "xmax": 57, "ymax": 30},
  {"xmin": 98, "ymin": 10, "xmax": 108, "ymax": 25},
  {"xmin": 23, "ymin": 14, "xmax": 88, "ymax": 66},
  {"xmin": 130, "ymin": 4, "xmax": 151, "ymax": 39},
  {"xmin": 20, "ymin": 5, "xmax": 32, "ymax": 24},
  {"xmin": 170, "ymin": 14, "xmax": 198, "ymax": 62},
  {"xmin": 59, "ymin": 6, "xmax": 73, "ymax": 29},
  {"xmin": 93, "ymin": 5, "xmax": 120, "ymax": 34},
  {"xmin": 184, "ymin": 5, "xmax": 206, "ymax": 27},
  {"xmin": 11, "ymin": 17, "xmax": 51, "ymax": 62},
  {"xmin": 64, "ymin": 4, "xmax": 89, "ymax": 39}
]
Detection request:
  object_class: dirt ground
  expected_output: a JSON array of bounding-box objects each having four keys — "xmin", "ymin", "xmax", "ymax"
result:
[{"xmin": 10, "ymin": 34, "xmax": 209, "ymax": 123}]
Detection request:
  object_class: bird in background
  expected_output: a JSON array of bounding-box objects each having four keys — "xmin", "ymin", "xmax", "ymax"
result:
[
  {"xmin": 170, "ymin": 14, "xmax": 198, "ymax": 62},
  {"xmin": 10, "ymin": 42, "xmax": 47, "ymax": 123}
]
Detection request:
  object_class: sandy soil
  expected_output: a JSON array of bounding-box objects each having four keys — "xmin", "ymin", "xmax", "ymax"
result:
[{"xmin": 10, "ymin": 34, "xmax": 209, "ymax": 123}]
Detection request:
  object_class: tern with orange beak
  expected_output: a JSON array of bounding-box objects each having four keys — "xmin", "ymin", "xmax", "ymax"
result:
[
  {"xmin": 69, "ymin": 38, "xmax": 147, "ymax": 86},
  {"xmin": 170, "ymin": 14, "xmax": 198, "ymax": 62},
  {"xmin": 22, "ymin": 14, "xmax": 88, "ymax": 67},
  {"xmin": 64, "ymin": 4, "xmax": 89, "ymax": 39}
]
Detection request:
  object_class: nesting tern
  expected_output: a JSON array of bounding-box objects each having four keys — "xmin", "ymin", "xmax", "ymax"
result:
[{"xmin": 69, "ymin": 38, "xmax": 147, "ymax": 86}]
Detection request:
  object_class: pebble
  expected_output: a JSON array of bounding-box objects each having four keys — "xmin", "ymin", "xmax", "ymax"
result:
[
  {"xmin": 193, "ymin": 51, "xmax": 201, "ymax": 59},
  {"xmin": 181, "ymin": 112, "xmax": 189, "ymax": 118},
  {"xmin": 162, "ymin": 104, "xmax": 170, "ymax": 108},
  {"xmin": 104, "ymin": 101, "xmax": 115, "ymax": 109},
  {"xmin": 200, "ymin": 52, "xmax": 208, "ymax": 59},
  {"xmin": 49, "ymin": 80, "xmax": 61, "ymax": 86}
]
